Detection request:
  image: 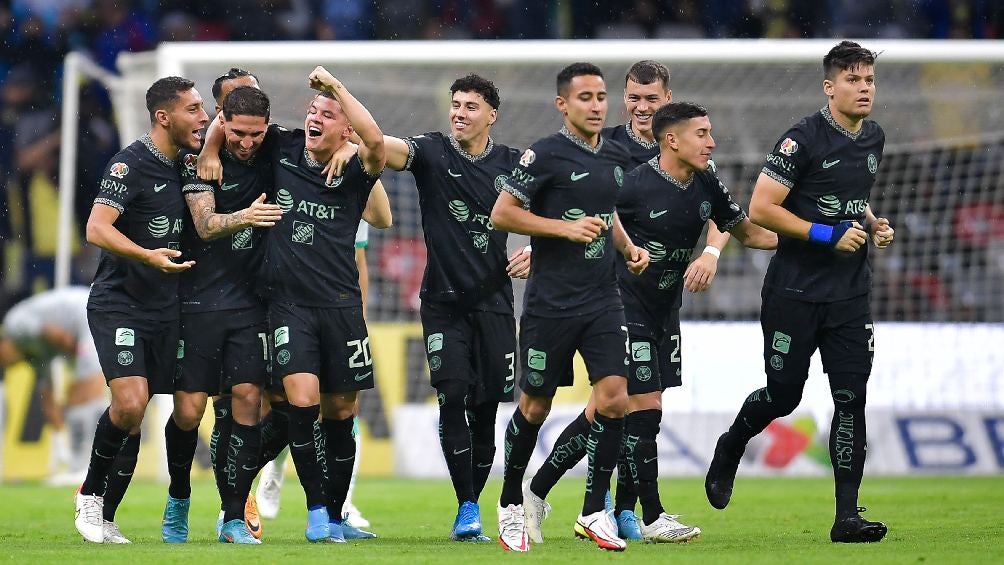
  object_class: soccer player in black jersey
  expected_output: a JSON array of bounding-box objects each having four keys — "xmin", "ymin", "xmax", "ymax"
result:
[
  {"xmin": 261, "ymin": 66, "xmax": 386, "ymax": 543},
  {"xmin": 160, "ymin": 86, "xmax": 282, "ymax": 545},
  {"xmin": 491, "ymin": 62, "xmax": 649, "ymax": 552},
  {"xmin": 379, "ymin": 73, "xmax": 527, "ymax": 542},
  {"xmin": 705, "ymin": 41, "xmax": 895, "ymax": 543},
  {"xmin": 74, "ymin": 76, "xmax": 208, "ymax": 544}
]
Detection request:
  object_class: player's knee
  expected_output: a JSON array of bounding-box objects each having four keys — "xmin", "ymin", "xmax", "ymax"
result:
[
  {"xmin": 110, "ymin": 398, "xmax": 147, "ymax": 429},
  {"xmin": 765, "ymin": 379, "xmax": 803, "ymax": 417},
  {"xmin": 435, "ymin": 380, "xmax": 468, "ymax": 413},
  {"xmin": 230, "ymin": 384, "xmax": 262, "ymax": 423},
  {"xmin": 519, "ymin": 394, "xmax": 551, "ymax": 425}
]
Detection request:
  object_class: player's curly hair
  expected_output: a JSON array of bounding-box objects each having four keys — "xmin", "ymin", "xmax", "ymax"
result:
[
  {"xmin": 450, "ymin": 74, "xmax": 501, "ymax": 110},
  {"xmin": 145, "ymin": 76, "xmax": 196, "ymax": 121},
  {"xmin": 652, "ymin": 101, "xmax": 708, "ymax": 140},
  {"xmin": 824, "ymin": 41, "xmax": 878, "ymax": 80},
  {"xmin": 556, "ymin": 62, "xmax": 604, "ymax": 96}
]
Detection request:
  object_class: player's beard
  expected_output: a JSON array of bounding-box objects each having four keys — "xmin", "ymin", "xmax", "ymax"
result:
[{"xmin": 170, "ymin": 121, "xmax": 202, "ymax": 151}]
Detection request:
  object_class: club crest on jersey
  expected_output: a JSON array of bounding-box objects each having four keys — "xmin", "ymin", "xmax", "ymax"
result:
[
  {"xmin": 519, "ymin": 149, "xmax": 536, "ymax": 167},
  {"xmin": 109, "ymin": 162, "xmax": 129, "ymax": 178},
  {"xmin": 614, "ymin": 166, "xmax": 624, "ymax": 187},
  {"xmin": 867, "ymin": 153, "xmax": 878, "ymax": 173},
  {"xmin": 493, "ymin": 174, "xmax": 509, "ymax": 194},
  {"xmin": 325, "ymin": 175, "xmax": 344, "ymax": 189},
  {"xmin": 779, "ymin": 138, "xmax": 798, "ymax": 156},
  {"xmin": 699, "ymin": 201, "xmax": 712, "ymax": 221},
  {"xmin": 183, "ymin": 153, "xmax": 198, "ymax": 174}
]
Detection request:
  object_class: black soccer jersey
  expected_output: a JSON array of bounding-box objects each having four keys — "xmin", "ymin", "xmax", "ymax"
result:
[
  {"xmin": 501, "ymin": 127, "xmax": 631, "ymax": 317},
  {"xmin": 617, "ymin": 157, "xmax": 747, "ymax": 318},
  {"xmin": 760, "ymin": 106, "xmax": 885, "ymax": 302},
  {"xmin": 178, "ymin": 132, "xmax": 275, "ymax": 313},
  {"xmin": 87, "ymin": 134, "xmax": 186, "ymax": 320},
  {"xmin": 602, "ymin": 123, "xmax": 658, "ymax": 169},
  {"xmin": 261, "ymin": 127, "xmax": 378, "ymax": 307},
  {"xmin": 404, "ymin": 131, "xmax": 520, "ymax": 313}
]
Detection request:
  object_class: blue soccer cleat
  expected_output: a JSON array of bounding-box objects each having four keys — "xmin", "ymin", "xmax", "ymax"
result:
[
  {"xmin": 219, "ymin": 519, "xmax": 262, "ymax": 544},
  {"xmin": 616, "ymin": 509, "xmax": 643, "ymax": 540},
  {"xmin": 305, "ymin": 507, "xmax": 332, "ymax": 542},
  {"xmin": 604, "ymin": 490, "xmax": 614, "ymax": 513},
  {"xmin": 450, "ymin": 501, "xmax": 483, "ymax": 541},
  {"xmin": 161, "ymin": 495, "xmax": 191, "ymax": 543},
  {"xmin": 337, "ymin": 513, "xmax": 376, "ymax": 540}
]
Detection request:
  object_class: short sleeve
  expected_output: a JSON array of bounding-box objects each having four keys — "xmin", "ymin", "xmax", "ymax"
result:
[
  {"xmin": 615, "ymin": 169, "xmax": 641, "ymax": 222},
  {"xmin": 179, "ymin": 150, "xmax": 214, "ymax": 194},
  {"xmin": 355, "ymin": 221, "xmax": 369, "ymax": 248},
  {"xmin": 93, "ymin": 155, "xmax": 142, "ymax": 214},
  {"xmin": 761, "ymin": 127, "xmax": 811, "ymax": 190},
  {"xmin": 708, "ymin": 174, "xmax": 747, "ymax": 232},
  {"xmin": 500, "ymin": 144, "xmax": 551, "ymax": 208},
  {"xmin": 403, "ymin": 132, "xmax": 435, "ymax": 172}
]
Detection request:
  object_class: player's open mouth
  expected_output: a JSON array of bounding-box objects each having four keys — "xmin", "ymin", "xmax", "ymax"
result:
[
  {"xmin": 453, "ymin": 121, "xmax": 467, "ymax": 131},
  {"xmin": 857, "ymin": 97, "xmax": 870, "ymax": 104},
  {"xmin": 192, "ymin": 129, "xmax": 202, "ymax": 142},
  {"xmin": 308, "ymin": 126, "xmax": 323, "ymax": 137},
  {"xmin": 634, "ymin": 113, "xmax": 652, "ymax": 123}
]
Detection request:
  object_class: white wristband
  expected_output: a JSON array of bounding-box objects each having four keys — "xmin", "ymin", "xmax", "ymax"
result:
[{"xmin": 703, "ymin": 245, "xmax": 721, "ymax": 259}]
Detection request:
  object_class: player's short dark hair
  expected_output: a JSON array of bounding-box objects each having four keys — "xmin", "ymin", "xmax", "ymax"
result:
[
  {"xmin": 222, "ymin": 86, "xmax": 270, "ymax": 122},
  {"xmin": 823, "ymin": 41, "xmax": 878, "ymax": 80},
  {"xmin": 146, "ymin": 76, "xmax": 195, "ymax": 121},
  {"xmin": 556, "ymin": 62, "xmax": 604, "ymax": 96},
  {"xmin": 625, "ymin": 60, "xmax": 670, "ymax": 89},
  {"xmin": 212, "ymin": 67, "xmax": 259, "ymax": 105},
  {"xmin": 652, "ymin": 101, "xmax": 708, "ymax": 140},
  {"xmin": 450, "ymin": 74, "xmax": 501, "ymax": 110}
]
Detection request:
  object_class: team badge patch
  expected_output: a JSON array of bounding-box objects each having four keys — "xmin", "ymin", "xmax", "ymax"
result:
[
  {"xmin": 613, "ymin": 166, "xmax": 624, "ymax": 187},
  {"xmin": 867, "ymin": 153, "xmax": 878, "ymax": 173},
  {"xmin": 778, "ymin": 138, "xmax": 798, "ymax": 156},
  {"xmin": 183, "ymin": 153, "xmax": 198, "ymax": 174},
  {"xmin": 699, "ymin": 201, "xmax": 712, "ymax": 222},
  {"xmin": 519, "ymin": 149, "xmax": 536, "ymax": 167},
  {"xmin": 109, "ymin": 162, "xmax": 130, "ymax": 178}
]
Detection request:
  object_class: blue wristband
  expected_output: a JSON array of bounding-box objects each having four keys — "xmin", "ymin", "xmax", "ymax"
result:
[{"xmin": 807, "ymin": 223, "xmax": 834, "ymax": 245}]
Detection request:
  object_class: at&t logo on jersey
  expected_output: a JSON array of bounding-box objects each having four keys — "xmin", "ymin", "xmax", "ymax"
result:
[
  {"xmin": 817, "ymin": 195, "xmax": 868, "ymax": 217},
  {"xmin": 109, "ymin": 162, "xmax": 130, "ymax": 178}
]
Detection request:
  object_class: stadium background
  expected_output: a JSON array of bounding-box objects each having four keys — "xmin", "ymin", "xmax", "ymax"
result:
[{"xmin": 1, "ymin": 1, "xmax": 1003, "ymax": 485}]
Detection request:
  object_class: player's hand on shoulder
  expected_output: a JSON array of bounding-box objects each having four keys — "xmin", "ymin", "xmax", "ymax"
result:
[
  {"xmin": 308, "ymin": 66, "xmax": 340, "ymax": 92},
  {"xmin": 144, "ymin": 248, "xmax": 195, "ymax": 273},
  {"xmin": 869, "ymin": 217, "xmax": 894, "ymax": 249},
  {"xmin": 624, "ymin": 244, "xmax": 649, "ymax": 275},
  {"xmin": 242, "ymin": 193, "xmax": 283, "ymax": 228},
  {"xmin": 324, "ymin": 141, "xmax": 359, "ymax": 183},
  {"xmin": 684, "ymin": 252, "xmax": 718, "ymax": 293},
  {"xmin": 197, "ymin": 151, "xmax": 223, "ymax": 183},
  {"xmin": 563, "ymin": 216, "xmax": 606, "ymax": 244},
  {"xmin": 835, "ymin": 221, "xmax": 868, "ymax": 253},
  {"xmin": 506, "ymin": 246, "xmax": 532, "ymax": 279}
]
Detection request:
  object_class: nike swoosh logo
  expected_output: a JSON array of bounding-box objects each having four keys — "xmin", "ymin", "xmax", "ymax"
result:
[
  {"xmin": 291, "ymin": 440, "xmax": 312, "ymax": 448},
  {"xmin": 242, "ymin": 465, "xmax": 258, "ymax": 471},
  {"xmin": 477, "ymin": 463, "xmax": 493, "ymax": 468},
  {"xmin": 153, "ymin": 183, "xmax": 166, "ymax": 192},
  {"xmin": 649, "ymin": 210, "xmax": 668, "ymax": 218},
  {"xmin": 599, "ymin": 467, "xmax": 614, "ymax": 472},
  {"xmin": 448, "ymin": 169, "xmax": 462, "ymax": 178},
  {"xmin": 452, "ymin": 448, "xmax": 470, "ymax": 455},
  {"xmin": 822, "ymin": 159, "xmax": 840, "ymax": 169},
  {"xmin": 221, "ymin": 182, "xmax": 239, "ymax": 191},
  {"xmin": 117, "ymin": 470, "xmax": 134, "ymax": 477},
  {"xmin": 246, "ymin": 520, "xmax": 260, "ymax": 533},
  {"xmin": 335, "ymin": 455, "xmax": 355, "ymax": 462},
  {"xmin": 503, "ymin": 384, "xmax": 514, "ymax": 393},
  {"xmin": 280, "ymin": 157, "xmax": 298, "ymax": 168},
  {"xmin": 570, "ymin": 172, "xmax": 590, "ymax": 181},
  {"xmin": 354, "ymin": 371, "xmax": 372, "ymax": 381},
  {"xmin": 643, "ymin": 456, "xmax": 659, "ymax": 464}
]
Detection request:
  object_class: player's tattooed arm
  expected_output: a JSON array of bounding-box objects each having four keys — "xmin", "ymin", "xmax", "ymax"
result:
[
  {"xmin": 197, "ymin": 116, "xmax": 225, "ymax": 182},
  {"xmin": 613, "ymin": 213, "xmax": 649, "ymax": 275},
  {"xmin": 86, "ymin": 204, "xmax": 194, "ymax": 273},
  {"xmin": 185, "ymin": 191, "xmax": 282, "ymax": 241}
]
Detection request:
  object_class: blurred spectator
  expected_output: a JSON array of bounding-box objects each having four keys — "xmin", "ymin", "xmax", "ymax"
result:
[
  {"xmin": 314, "ymin": 0, "xmax": 376, "ymax": 40},
  {"xmin": 89, "ymin": 0, "xmax": 155, "ymax": 69}
]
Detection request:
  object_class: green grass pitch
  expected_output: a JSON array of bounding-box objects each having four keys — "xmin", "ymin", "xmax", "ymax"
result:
[{"xmin": 2, "ymin": 476, "xmax": 1001, "ymax": 563}]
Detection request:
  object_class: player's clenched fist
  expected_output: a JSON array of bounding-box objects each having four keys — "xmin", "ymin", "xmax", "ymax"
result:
[
  {"xmin": 308, "ymin": 66, "xmax": 341, "ymax": 93},
  {"xmin": 623, "ymin": 244, "xmax": 649, "ymax": 275},
  {"xmin": 870, "ymin": 217, "xmax": 894, "ymax": 249},
  {"xmin": 835, "ymin": 221, "xmax": 868, "ymax": 252},
  {"xmin": 563, "ymin": 216, "xmax": 607, "ymax": 244}
]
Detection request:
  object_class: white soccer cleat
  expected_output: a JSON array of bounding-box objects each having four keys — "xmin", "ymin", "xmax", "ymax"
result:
[
  {"xmin": 522, "ymin": 479, "xmax": 551, "ymax": 544},
  {"xmin": 497, "ymin": 502, "xmax": 530, "ymax": 552},
  {"xmin": 103, "ymin": 520, "xmax": 132, "ymax": 544},
  {"xmin": 343, "ymin": 502, "xmax": 370, "ymax": 528},
  {"xmin": 255, "ymin": 460, "xmax": 284, "ymax": 520},
  {"xmin": 574, "ymin": 510, "xmax": 627, "ymax": 551},
  {"xmin": 74, "ymin": 490, "xmax": 104, "ymax": 543},
  {"xmin": 641, "ymin": 513, "xmax": 701, "ymax": 543}
]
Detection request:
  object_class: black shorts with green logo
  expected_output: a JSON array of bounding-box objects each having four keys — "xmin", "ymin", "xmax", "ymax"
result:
[
  {"xmin": 87, "ymin": 308, "xmax": 179, "ymax": 394},
  {"xmin": 760, "ymin": 289, "xmax": 874, "ymax": 384},
  {"xmin": 175, "ymin": 307, "xmax": 269, "ymax": 394},
  {"xmin": 518, "ymin": 308, "xmax": 629, "ymax": 398},
  {"xmin": 626, "ymin": 308, "xmax": 682, "ymax": 394},
  {"xmin": 268, "ymin": 301, "xmax": 375, "ymax": 394},
  {"xmin": 420, "ymin": 301, "xmax": 517, "ymax": 405}
]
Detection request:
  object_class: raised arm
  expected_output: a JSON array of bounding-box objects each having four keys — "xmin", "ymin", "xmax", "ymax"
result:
[
  {"xmin": 308, "ymin": 66, "xmax": 385, "ymax": 175},
  {"xmin": 86, "ymin": 204, "xmax": 193, "ymax": 273}
]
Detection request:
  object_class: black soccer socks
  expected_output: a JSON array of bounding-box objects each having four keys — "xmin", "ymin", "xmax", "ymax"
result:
[
  {"xmin": 530, "ymin": 411, "xmax": 590, "ymax": 499},
  {"xmin": 222, "ymin": 422, "xmax": 261, "ymax": 522},
  {"xmin": 80, "ymin": 408, "xmax": 129, "ymax": 496},
  {"xmin": 626, "ymin": 409, "xmax": 664, "ymax": 524},
  {"xmin": 500, "ymin": 408, "xmax": 542, "ymax": 507},
  {"xmin": 102, "ymin": 432, "xmax": 140, "ymax": 521},
  {"xmin": 210, "ymin": 397, "xmax": 233, "ymax": 505},
  {"xmin": 259, "ymin": 400, "xmax": 290, "ymax": 468},
  {"xmin": 828, "ymin": 373, "xmax": 869, "ymax": 519},
  {"xmin": 437, "ymin": 381, "xmax": 475, "ymax": 504},
  {"xmin": 322, "ymin": 416, "xmax": 355, "ymax": 519},
  {"xmin": 582, "ymin": 413, "xmax": 625, "ymax": 515},
  {"xmin": 468, "ymin": 401, "xmax": 498, "ymax": 502},
  {"xmin": 287, "ymin": 404, "xmax": 326, "ymax": 509},
  {"xmin": 725, "ymin": 379, "xmax": 804, "ymax": 453},
  {"xmin": 165, "ymin": 417, "xmax": 199, "ymax": 500}
]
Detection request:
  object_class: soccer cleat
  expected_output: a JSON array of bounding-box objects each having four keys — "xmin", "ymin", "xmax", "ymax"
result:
[
  {"xmin": 705, "ymin": 432, "xmax": 743, "ymax": 510},
  {"xmin": 74, "ymin": 489, "xmax": 104, "ymax": 544},
  {"xmin": 615, "ymin": 510, "xmax": 643, "ymax": 540},
  {"xmin": 604, "ymin": 490, "xmax": 614, "ymax": 513},
  {"xmin": 255, "ymin": 460, "xmax": 284, "ymax": 520},
  {"xmin": 458, "ymin": 533, "xmax": 493, "ymax": 543},
  {"xmin": 161, "ymin": 495, "xmax": 191, "ymax": 543},
  {"xmin": 244, "ymin": 494, "xmax": 263, "ymax": 539},
  {"xmin": 219, "ymin": 519, "xmax": 262, "ymax": 544},
  {"xmin": 522, "ymin": 479, "xmax": 551, "ymax": 544},
  {"xmin": 102, "ymin": 520, "xmax": 131, "ymax": 544},
  {"xmin": 305, "ymin": 507, "xmax": 332, "ymax": 542},
  {"xmin": 339, "ymin": 514, "xmax": 377, "ymax": 540},
  {"xmin": 450, "ymin": 501, "xmax": 483, "ymax": 540},
  {"xmin": 640, "ymin": 513, "xmax": 701, "ymax": 543},
  {"xmin": 574, "ymin": 510, "xmax": 627, "ymax": 551},
  {"xmin": 830, "ymin": 508, "xmax": 888, "ymax": 543},
  {"xmin": 497, "ymin": 502, "xmax": 529, "ymax": 552},
  {"xmin": 326, "ymin": 518, "xmax": 347, "ymax": 543},
  {"xmin": 343, "ymin": 502, "xmax": 371, "ymax": 528}
]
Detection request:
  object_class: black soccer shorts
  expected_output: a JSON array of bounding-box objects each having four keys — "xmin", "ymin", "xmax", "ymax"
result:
[
  {"xmin": 175, "ymin": 307, "xmax": 269, "ymax": 395},
  {"xmin": 268, "ymin": 301, "xmax": 375, "ymax": 394},
  {"xmin": 518, "ymin": 308, "xmax": 629, "ymax": 398},
  {"xmin": 87, "ymin": 308, "xmax": 180, "ymax": 395},
  {"xmin": 421, "ymin": 301, "xmax": 517, "ymax": 404},
  {"xmin": 625, "ymin": 308, "xmax": 682, "ymax": 395},
  {"xmin": 759, "ymin": 289, "xmax": 874, "ymax": 384}
]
